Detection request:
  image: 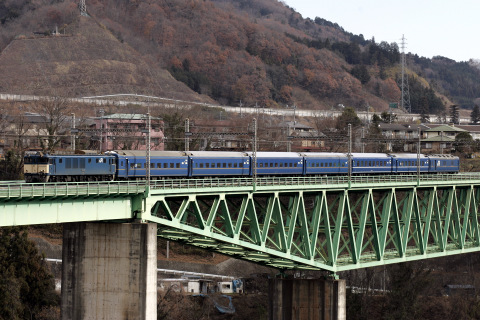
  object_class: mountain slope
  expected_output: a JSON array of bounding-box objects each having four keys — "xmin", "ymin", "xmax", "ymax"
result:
[{"xmin": 0, "ymin": 16, "xmax": 213, "ymax": 102}]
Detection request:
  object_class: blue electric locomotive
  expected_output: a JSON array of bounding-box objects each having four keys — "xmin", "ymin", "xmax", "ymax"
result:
[
  {"xmin": 24, "ymin": 153, "xmax": 116, "ymax": 182},
  {"xmin": 23, "ymin": 151, "xmax": 460, "ymax": 182}
]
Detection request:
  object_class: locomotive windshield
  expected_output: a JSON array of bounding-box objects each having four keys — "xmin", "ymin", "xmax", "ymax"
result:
[{"xmin": 24, "ymin": 156, "xmax": 49, "ymax": 164}]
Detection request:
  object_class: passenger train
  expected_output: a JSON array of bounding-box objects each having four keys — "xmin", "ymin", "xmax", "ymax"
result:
[{"xmin": 23, "ymin": 150, "xmax": 460, "ymax": 183}]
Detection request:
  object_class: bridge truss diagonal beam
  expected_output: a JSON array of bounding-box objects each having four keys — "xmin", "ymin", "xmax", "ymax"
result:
[{"xmin": 143, "ymin": 184, "xmax": 480, "ymax": 272}]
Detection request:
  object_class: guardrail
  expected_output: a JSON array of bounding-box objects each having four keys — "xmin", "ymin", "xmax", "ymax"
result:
[
  {"xmin": 0, "ymin": 181, "xmax": 147, "ymax": 199},
  {"xmin": 2, "ymin": 173, "xmax": 480, "ymax": 199},
  {"xmin": 147, "ymin": 173, "xmax": 480, "ymax": 190}
]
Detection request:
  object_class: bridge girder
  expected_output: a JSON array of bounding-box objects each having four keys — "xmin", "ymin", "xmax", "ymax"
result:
[{"xmin": 143, "ymin": 184, "xmax": 480, "ymax": 272}]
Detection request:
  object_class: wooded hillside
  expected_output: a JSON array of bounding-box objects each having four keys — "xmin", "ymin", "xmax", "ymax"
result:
[{"xmin": 1, "ymin": 0, "xmax": 480, "ymax": 113}]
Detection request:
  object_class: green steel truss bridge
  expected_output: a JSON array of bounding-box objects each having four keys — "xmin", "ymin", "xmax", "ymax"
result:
[{"xmin": 3, "ymin": 174, "xmax": 480, "ymax": 272}]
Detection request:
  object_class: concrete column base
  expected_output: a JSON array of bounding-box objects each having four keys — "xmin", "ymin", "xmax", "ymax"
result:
[
  {"xmin": 268, "ymin": 278, "xmax": 346, "ymax": 320},
  {"xmin": 61, "ymin": 222, "xmax": 157, "ymax": 320}
]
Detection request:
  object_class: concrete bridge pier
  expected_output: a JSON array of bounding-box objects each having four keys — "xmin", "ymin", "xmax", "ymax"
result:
[
  {"xmin": 61, "ymin": 222, "xmax": 157, "ymax": 320},
  {"xmin": 269, "ymin": 278, "xmax": 346, "ymax": 320}
]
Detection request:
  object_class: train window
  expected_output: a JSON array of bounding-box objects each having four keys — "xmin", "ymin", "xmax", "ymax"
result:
[
  {"xmin": 163, "ymin": 163, "xmax": 167, "ymax": 168},
  {"xmin": 151, "ymin": 163, "xmax": 154, "ymax": 168},
  {"xmin": 375, "ymin": 161, "xmax": 378, "ymax": 167},
  {"xmin": 130, "ymin": 163, "xmax": 134, "ymax": 169},
  {"xmin": 289, "ymin": 163, "xmax": 292, "ymax": 167},
  {"xmin": 234, "ymin": 163, "xmax": 238, "ymax": 168},
  {"xmin": 239, "ymin": 163, "xmax": 243, "ymax": 168},
  {"xmin": 223, "ymin": 163, "xmax": 226, "ymax": 168},
  {"xmin": 176, "ymin": 163, "xmax": 180, "ymax": 168},
  {"xmin": 294, "ymin": 163, "xmax": 297, "ymax": 167},
  {"xmin": 217, "ymin": 163, "xmax": 221, "ymax": 168},
  {"xmin": 200, "ymin": 163, "xmax": 204, "ymax": 168},
  {"xmin": 206, "ymin": 163, "xmax": 210, "ymax": 168},
  {"xmin": 170, "ymin": 163, "xmax": 174, "ymax": 168}
]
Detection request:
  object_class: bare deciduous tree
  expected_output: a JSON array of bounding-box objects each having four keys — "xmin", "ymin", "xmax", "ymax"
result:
[{"xmin": 34, "ymin": 96, "xmax": 70, "ymax": 153}]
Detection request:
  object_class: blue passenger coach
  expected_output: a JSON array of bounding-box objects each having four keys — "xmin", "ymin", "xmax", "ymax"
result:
[
  {"xmin": 111, "ymin": 150, "xmax": 189, "ymax": 179},
  {"xmin": 246, "ymin": 152, "xmax": 303, "ymax": 176},
  {"xmin": 303, "ymin": 153, "xmax": 348, "ymax": 175},
  {"xmin": 427, "ymin": 154, "xmax": 460, "ymax": 173},
  {"xmin": 189, "ymin": 151, "xmax": 250, "ymax": 177},
  {"xmin": 350, "ymin": 153, "xmax": 392, "ymax": 174},
  {"xmin": 391, "ymin": 153, "xmax": 429, "ymax": 174}
]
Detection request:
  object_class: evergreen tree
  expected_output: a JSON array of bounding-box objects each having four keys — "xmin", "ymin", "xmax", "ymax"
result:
[
  {"xmin": 450, "ymin": 104, "xmax": 460, "ymax": 124},
  {"xmin": 0, "ymin": 227, "xmax": 57, "ymax": 319},
  {"xmin": 350, "ymin": 65, "xmax": 371, "ymax": 84},
  {"xmin": 380, "ymin": 111, "xmax": 397, "ymax": 123},
  {"xmin": 471, "ymin": 105, "xmax": 480, "ymax": 124},
  {"xmin": 335, "ymin": 107, "xmax": 361, "ymax": 132},
  {"xmin": 419, "ymin": 96, "xmax": 430, "ymax": 123}
]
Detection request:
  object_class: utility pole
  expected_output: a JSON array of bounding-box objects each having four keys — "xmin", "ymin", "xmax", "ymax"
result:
[
  {"xmin": 252, "ymin": 118, "xmax": 257, "ymax": 191},
  {"xmin": 361, "ymin": 126, "xmax": 365, "ymax": 153},
  {"xmin": 146, "ymin": 113, "xmax": 151, "ymax": 185},
  {"xmin": 417, "ymin": 127, "xmax": 421, "ymax": 186},
  {"xmin": 348, "ymin": 123, "xmax": 352, "ymax": 188},
  {"xmin": 71, "ymin": 113, "xmax": 75, "ymax": 152},
  {"xmin": 185, "ymin": 118, "xmax": 190, "ymax": 152},
  {"xmin": 99, "ymin": 109, "xmax": 104, "ymax": 153}
]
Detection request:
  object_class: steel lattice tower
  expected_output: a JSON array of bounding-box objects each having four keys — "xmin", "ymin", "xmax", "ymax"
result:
[
  {"xmin": 79, "ymin": 0, "xmax": 87, "ymax": 16},
  {"xmin": 400, "ymin": 35, "xmax": 411, "ymax": 113}
]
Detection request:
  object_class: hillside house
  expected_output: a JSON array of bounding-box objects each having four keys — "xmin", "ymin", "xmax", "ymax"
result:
[
  {"xmin": 422, "ymin": 125, "xmax": 467, "ymax": 153},
  {"xmin": 273, "ymin": 121, "xmax": 325, "ymax": 152},
  {"xmin": 92, "ymin": 113, "xmax": 164, "ymax": 152},
  {"xmin": 191, "ymin": 119, "xmax": 251, "ymax": 151}
]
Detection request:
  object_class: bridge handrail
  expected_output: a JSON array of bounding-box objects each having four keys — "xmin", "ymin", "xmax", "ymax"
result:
[
  {"xmin": 1, "ymin": 173, "xmax": 480, "ymax": 199},
  {"xmin": 147, "ymin": 173, "xmax": 480, "ymax": 190},
  {"xmin": 0, "ymin": 180, "xmax": 147, "ymax": 199}
]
